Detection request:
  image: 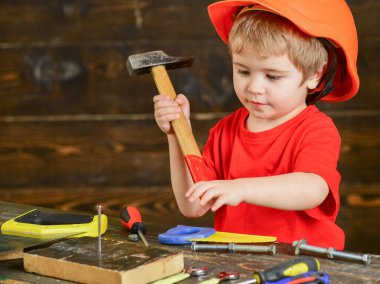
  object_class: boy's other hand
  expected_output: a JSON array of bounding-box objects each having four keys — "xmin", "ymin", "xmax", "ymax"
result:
[
  {"xmin": 153, "ymin": 94, "xmax": 190, "ymax": 135},
  {"xmin": 185, "ymin": 180, "xmax": 244, "ymax": 212}
]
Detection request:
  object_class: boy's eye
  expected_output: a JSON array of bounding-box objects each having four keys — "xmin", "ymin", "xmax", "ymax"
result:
[
  {"xmin": 267, "ymin": 74, "xmax": 282, "ymax": 80},
  {"xmin": 237, "ymin": 69, "xmax": 250, "ymax": 76}
]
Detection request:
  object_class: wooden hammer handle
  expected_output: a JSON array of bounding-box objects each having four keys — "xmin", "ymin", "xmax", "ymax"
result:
[{"xmin": 151, "ymin": 65, "xmax": 202, "ymax": 157}]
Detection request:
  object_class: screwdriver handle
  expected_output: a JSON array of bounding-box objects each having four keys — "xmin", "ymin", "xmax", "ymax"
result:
[
  {"xmin": 120, "ymin": 206, "xmax": 147, "ymax": 234},
  {"xmin": 255, "ymin": 257, "xmax": 320, "ymax": 283}
]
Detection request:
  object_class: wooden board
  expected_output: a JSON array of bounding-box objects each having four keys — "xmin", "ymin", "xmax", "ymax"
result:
[{"xmin": 23, "ymin": 238, "xmax": 184, "ymax": 284}]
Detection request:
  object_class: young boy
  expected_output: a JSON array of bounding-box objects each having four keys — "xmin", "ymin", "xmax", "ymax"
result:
[{"xmin": 153, "ymin": 0, "xmax": 359, "ymax": 249}]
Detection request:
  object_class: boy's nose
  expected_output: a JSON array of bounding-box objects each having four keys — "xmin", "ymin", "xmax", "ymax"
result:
[{"xmin": 247, "ymin": 76, "xmax": 265, "ymax": 95}]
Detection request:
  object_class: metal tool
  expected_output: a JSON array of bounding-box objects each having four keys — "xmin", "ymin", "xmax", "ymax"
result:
[
  {"xmin": 120, "ymin": 206, "xmax": 149, "ymax": 247},
  {"xmin": 219, "ymin": 271, "xmax": 240, "ymax": 281},
  {"xmin": 191, "ymin": 242, "xmax": 276, "ymax": 255},
  {"xmin": 186, "ymin": 267, "xmax": 209, "ymax": 277},
  {"xmin": 293, "ymin": 238, "xmax": 372, "ymax": 265},
  {"xmin": 151, "ymin": 267, "xmax": 208, "ymax": 284},
  {"xmin": 127, "ymin": 50, "xmax": 210, "ymax": 182},
  {"xmin": 198, "ymin": 271, "xmax": 240, "ymax": 284},
  {"xmin": 0, "ymin": 233, "xmax": 78, "ymax": 256}
]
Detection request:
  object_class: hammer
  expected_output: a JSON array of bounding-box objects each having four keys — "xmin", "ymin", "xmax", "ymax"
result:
[{"xmin": 126, "ymin": 50, "xmax": 210, "ymax": 182}]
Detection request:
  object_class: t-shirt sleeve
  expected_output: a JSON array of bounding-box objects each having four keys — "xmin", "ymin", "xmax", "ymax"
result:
[
  {"xmin": 202, "ymin": 124, "xmax": 221, "ymax": 181},
  {"xmin": 294, "ymin": 119, "xmax": 341, "ymax": 220}
]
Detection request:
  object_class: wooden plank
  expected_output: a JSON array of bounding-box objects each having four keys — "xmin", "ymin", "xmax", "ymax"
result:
[
  {"xmin": 0, "ymin": 1, "xmax": 377, "ymax": 43},
  {"xmin": 0, "ymin": 112, "xmax": 378, "ymax": 188},
  {"xmin": 0, "ymin": 39, "xmax": 379, "ymax": 115},
  {"xmin": 0, "ymin": 0, "xmax": 215, "ymax": 43},
  {"xmin": 0, "ymin": 265, "xmax": 75, "ymax": 284},
  {"xmin": 23, "ymin": 238, "xmax": 183, "ymax": 284},
  {"xmin": 0, "ymin": 43, "xmax": 241, "ymax": 115}
]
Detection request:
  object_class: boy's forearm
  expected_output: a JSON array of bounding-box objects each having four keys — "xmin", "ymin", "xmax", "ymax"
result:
[
  {"xmin": 167, "ymin": 134, "xmax": 208, "ymax": 217},
  {"xmin": 238, "ymin": 172, "xmax": 329, "ymax": 210}
]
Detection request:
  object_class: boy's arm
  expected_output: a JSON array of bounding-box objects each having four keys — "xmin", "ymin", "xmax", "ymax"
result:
[
  {"xmin": 167, "ymin": 134, "xmax": 211, "ymax": 217},
  {"xmin": 187, "ymin": 172, "xmax": 329, "ymax": 212},
  {"xmin": 153, "ymin": 94, "xmax": 211, "ymax": 217}
]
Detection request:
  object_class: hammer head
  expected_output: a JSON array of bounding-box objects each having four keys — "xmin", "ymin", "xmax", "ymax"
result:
[{"xmin": 126, "ymin": 50, "xmax": 194, "ymax": 76}]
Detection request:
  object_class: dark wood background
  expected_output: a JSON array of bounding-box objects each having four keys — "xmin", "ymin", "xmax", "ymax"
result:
[{"xmin": 0, "ymin": 0, "xmax": 379, "ymax": 254}]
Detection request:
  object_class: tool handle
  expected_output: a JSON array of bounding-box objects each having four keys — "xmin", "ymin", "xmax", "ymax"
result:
[
  {"xmin": 266, "ymin": 271, "xmax": 329, "ymax": 284},
  {"xmin": 120, "ymin": 206, "xmax": 146, "ymax": 234},
  {"xmin": 151, "ymin": 65, "xmax": 212, "ymax": 183},
  {"xmin": 15, "ymin": 210, "xmax": 93, "ymax": 225},
  {"xmin": 151, "ymin": 66, "xmax": 201, "ymax": 156},
  {"xmin": 256, "ymin": 257, "xmax": 320, "ymax": 283}
]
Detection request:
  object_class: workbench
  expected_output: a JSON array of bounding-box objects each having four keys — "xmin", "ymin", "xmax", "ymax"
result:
[{"xmin": 0, "ymin": 201, "xmax": 379, "ymax": 283}]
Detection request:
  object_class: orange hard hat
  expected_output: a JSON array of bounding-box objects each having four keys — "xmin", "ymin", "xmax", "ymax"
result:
[{"xmin": 208, "ymin": 0, "xmax": 359, "ymax": 102}]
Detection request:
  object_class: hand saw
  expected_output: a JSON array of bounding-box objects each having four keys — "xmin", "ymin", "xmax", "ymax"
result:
[
  {"xmin": 0, "ymin": 232, "xmax": 80, "ymax": 257},
  {"xmin": 0, "ymin": 209, "xmax": 108, "ymax": 256},
  {"xmin": 1, "ymin": 209, "xmax": 107, "ymax": 238}
]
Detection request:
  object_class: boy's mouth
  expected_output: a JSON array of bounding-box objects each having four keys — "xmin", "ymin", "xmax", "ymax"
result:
[{"xmin": 250, "ymin": 100, "xmax": 266, "ymax": 106}]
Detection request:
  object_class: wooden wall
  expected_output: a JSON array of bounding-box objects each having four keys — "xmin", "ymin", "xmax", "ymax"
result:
[{"xmin": 0, "ymin": 1, "xmax": 379, "ymax": 253}]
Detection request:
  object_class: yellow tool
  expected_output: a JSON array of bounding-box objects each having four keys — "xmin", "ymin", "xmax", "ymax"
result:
[
  {"xmin": 1, "ymin": 209, "xmax": 107, "ymax": 239},
  {"xmin": 190, "ymin": 231, "xmax": 276, "ymax": 243}
]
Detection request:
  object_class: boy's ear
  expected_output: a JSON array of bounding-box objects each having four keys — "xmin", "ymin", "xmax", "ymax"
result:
[{"xmin": 306, "ymin": 62, "xmax": 327, "ymax": 90}]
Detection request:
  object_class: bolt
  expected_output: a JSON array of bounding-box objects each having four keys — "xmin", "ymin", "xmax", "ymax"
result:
[
  {"xmin": 292, "ymin": 238, "xmax": 372, "ymax": 265},
  {"xmin": 191, "ymin": 242, "xmax": 276, "ymax": 255}
]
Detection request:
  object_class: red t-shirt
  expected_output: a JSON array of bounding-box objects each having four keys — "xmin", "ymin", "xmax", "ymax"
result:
[{"xmin": 202, "ymin": 105, "xmax": 345, "ymax": 249}]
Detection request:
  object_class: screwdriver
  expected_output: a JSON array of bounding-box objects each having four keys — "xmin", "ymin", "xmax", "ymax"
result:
[
  {"xmin": 120, "ymin": 206, "xmax": 149, "ymax": 247},
  {"xmin": 237, "ymin": 257, "xmax": 320, "ymax": 284}
]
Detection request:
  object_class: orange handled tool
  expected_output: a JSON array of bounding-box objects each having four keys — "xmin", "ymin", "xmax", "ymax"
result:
[
  {"xmin": 120, "ymin": 206, "xmax": 149, "ymax": 247},
  {"xmin": 126, "ymin": 50, "xmax": 212, "ymax": 183}
]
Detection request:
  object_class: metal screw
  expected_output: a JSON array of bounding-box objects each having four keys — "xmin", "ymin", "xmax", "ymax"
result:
[
  {"xmin": 96, "ymin": 205, "xmax": 102, "ymax": 256},
  {"xmin": 128, "ymin": 233, "xmax": 140, "ymax": 242},
  {"xmin": 191, "ymin": 242, "xmax": 276, "ymax": 255},
  {"xmin": 292, "ymin": 238, "xmax": 372, "ymax": 265}
]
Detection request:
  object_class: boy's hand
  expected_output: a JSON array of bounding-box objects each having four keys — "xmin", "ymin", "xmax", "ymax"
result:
[
  {"xmin": 185, "ymin": 180, "xmax": 245, "ymax": 212},
  {"xmin": 153, "ymin": 94, "xmax": 190, "ymax": 135}
]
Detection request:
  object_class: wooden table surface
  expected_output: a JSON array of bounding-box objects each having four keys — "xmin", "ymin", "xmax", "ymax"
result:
[{"xmin": 0, "ymin": 201, "xmax": 379, "ymax": 284}]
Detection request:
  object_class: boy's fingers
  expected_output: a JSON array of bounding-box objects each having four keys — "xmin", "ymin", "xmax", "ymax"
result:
[
  {"xmin": 199, "ymin": 187, "xmax": 220, "ymax": 206},
  {"xmin": 153, "ymin": 94, "xmax": 171, "ymax": 103},
  {"xmin": 155, "ymin": 106, "xmax": 181, "ymax": 117},
  {"xmin": 187, "ymin": 182, "xmax": 208, "ymax": 202},
  {"xmin": 186, "ymin": 181, "xmax": 204, "ymax": 197}
]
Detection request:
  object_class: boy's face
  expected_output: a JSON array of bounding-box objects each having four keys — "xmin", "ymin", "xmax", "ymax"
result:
[{"xmin": 232, "ymin": 46, "xmax": 320, "ymax": 131}]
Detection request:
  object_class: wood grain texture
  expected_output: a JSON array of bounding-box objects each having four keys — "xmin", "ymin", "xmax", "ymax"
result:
[
  {"xmin": 1, "ymin": 201, "xmax": 380, "ymax": 284},
  {"xmin": 0, "ymin": 1, "xmax": 379, "ymax": 115},
  {"xmin": 0, "ymin": 0, "xmax": 379, "ymax": 258},
  {"xmin": 0, "ymin": 113, "xmax": 378, "ymax": 187},
  {"xmin": 24, "ymin": 238, "xmax": 184, "ymax": 284}
]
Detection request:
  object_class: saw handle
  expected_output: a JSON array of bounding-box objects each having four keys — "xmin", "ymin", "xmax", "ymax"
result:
[{"xmin": 151, "ymin": 65, "xmax": 210, "ymax": 183}]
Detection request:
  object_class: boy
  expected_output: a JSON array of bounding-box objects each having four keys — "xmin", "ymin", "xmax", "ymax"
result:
[{"xmin": 153, "ymin": 0, "xmax": 359, "ymax": 249}]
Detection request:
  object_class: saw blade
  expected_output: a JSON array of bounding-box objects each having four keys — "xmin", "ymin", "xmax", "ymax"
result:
[{"xmin": 0, "ymin": 232, "xmax": 79, "ymax": 256}]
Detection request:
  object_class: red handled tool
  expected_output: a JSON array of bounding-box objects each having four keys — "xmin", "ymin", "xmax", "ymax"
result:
[
  {"xmin": 127, "ymin": 51, "xmax": 212, "ymax": 183},
  {"xmin": 120, "ymin": 206, "xmax": 149, "ymax": 247}
]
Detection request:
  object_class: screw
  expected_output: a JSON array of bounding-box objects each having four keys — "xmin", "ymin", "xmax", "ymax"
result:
[
  {"xmin": 96, "ymin": 205, "xmax": 102, "ymax": 256},
  {"xmin": 128, "ymin": 233, "xmax": 140, "ymax": 242},
  {"xmin": 292, "ymin": 238, "xmax": 372, "ymax": 265},
  {"xmin": 191, "ymin": 242, "xmax": 276, "ymax": 255}
]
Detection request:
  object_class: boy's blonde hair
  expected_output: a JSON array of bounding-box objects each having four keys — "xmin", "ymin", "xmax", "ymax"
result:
[{"xmin": 229, "ymin": 11, "xmax": 328, "ymax": 84}]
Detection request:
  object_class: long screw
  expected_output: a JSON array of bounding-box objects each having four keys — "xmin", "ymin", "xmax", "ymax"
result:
[
  {"xmin": 191, "ymin": 242, "xmax": 276, "ymax": 255},
  {"xmin": 292, "ymin": 238, "xmax": 372, "ymax": 265},
  {"xmin": 97, "ymin": 205, "xmax": 102, "ymax": 255}
]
